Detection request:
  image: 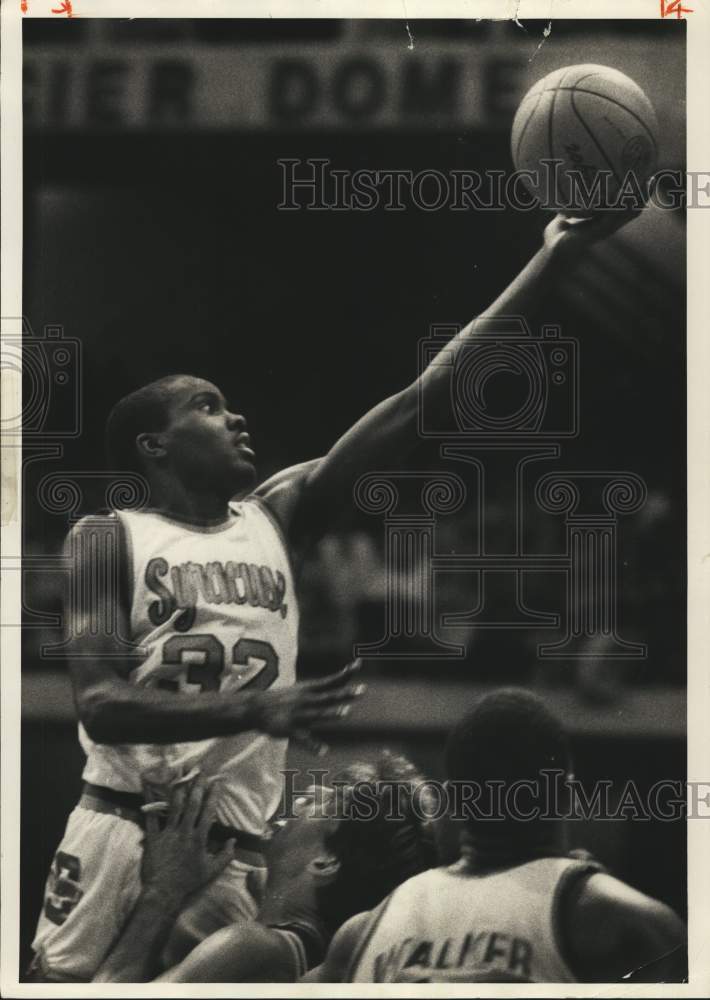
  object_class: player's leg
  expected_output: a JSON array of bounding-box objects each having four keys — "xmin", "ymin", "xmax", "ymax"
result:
[
  {"xmin": 30, "ymin": 806, "xmax": 143, "ymax": 981},
  {"xmin": 160, "ymin": 857, "xmax": 267, "ymax": 968}
]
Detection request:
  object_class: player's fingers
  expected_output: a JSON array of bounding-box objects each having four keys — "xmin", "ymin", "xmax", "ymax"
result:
[
  {"xmin": 306, "ymin": 659, "xmax": 362, "ymax": 692},
  {"xmin": 170, "ymin": 766, "xmax": 201, "ymax": 789},
  {"xmin": 182, "ymin": 775, "xmax": 207, "ymax": 830},
  {"xmin": 167, "ymin": 782, "xmax": 188, "ymax": 829},
  {"xmin": 296, "ymin": 704, "xmax": 354, "ymax": 725},
  {"xmin": 141, "ymin": 776, "xmax": 164, "ymax": 805},
  {"xmin": 142, "ymin": 808, "xmax": 161, "ymax": 839},
  {"xmin": 305, "ymin": 683, "xmax": 366, "ymax": 707},
  {"xmin": 579, "ymin": 204, "xmax": 641, "ymax": 241},
  {"xmin": 140, "ymin": 776, "xmax": 169, "ymax": 834},
  {"xmin": 560, "ymin": 212, "xmax": 602, "ymax": 232}
]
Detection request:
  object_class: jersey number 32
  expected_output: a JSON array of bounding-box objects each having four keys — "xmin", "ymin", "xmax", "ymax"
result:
[{"xmin": 157, "ymin": 635, "xmax": 279, "ymax": 694}]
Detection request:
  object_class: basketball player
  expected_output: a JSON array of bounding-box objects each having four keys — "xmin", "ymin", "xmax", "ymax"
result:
[
  {"xmin": 310, "ymin": 689, "xmax": 686, "ymax": 983},
  {"xmin": 93, "ymin": 753, "xmax": 436, "ymax": 982},
  {"xmin": 30, "ymin": 207, "xmax": 640, "ymax": 981},
  {"xmin": 29, "ymin": 382, "xmax": 365, "ymax": 981}
]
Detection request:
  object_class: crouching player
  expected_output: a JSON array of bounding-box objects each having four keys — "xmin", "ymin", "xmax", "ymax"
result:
[{"xmin": 94, "ymin": 753, "xmax": 437, "ymax": 982}]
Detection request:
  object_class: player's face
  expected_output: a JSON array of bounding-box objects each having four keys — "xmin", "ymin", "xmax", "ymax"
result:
[
  {"xmin": 161, "ymin": 377, "xmax": 256, "ymax": 494},
  {"xmin": 259, "ymin": 787, "xmax": 341, "ymax": 926},
  {"xmin": 267, "ymin": 785, "xmax": 339, "ymax": 871}
]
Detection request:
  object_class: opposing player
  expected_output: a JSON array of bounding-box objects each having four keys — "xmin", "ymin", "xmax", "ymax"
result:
[
  {"xmin": 313, "ymin": 689, "xmax": 686, "ymax": 983},
  {"xmin": 30, "ymin": 208, "xmax": 639, "ymax": 981},
  {"xmin": 93, "ymin": 753, "xmax": 437, "ymax": 982}
]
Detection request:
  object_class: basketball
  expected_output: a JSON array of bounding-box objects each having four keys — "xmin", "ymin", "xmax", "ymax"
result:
[{"xmin": 511, "ymin": 65, "xmax": 659, "ymax": 212}]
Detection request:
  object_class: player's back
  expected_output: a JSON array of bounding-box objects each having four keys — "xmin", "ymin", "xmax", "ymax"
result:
[
  {"xmin": 345, "ymin": 855, "xmax": 601, "ymax": 983},
  {"xmin": 78, "ymin": 497, "xmax": 299, "ymax": 836}
]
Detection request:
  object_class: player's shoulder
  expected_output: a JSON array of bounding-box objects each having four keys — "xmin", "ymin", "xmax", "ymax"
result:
[
  {"xmin": 252, "ymin": 459, "xmax": 318, "ymax": 511},
  {"xmin": 62, "ymin": 511, "xmax": 134, "ymax": 579},
  {"xmin": 250, "ymin": 458, "xmax": 323, "ymax": 556},
  {"xmin": 577, "ymin": 871, "xmax": 684, "ymax": 918},
  {"xmin": 61, "ymin": 512, "xmax": 135, "ymax": 614},
  {"xmin": 315, "ymin": 910, "xmax": 373, "ymax": 982},
  {"xmin": 253, "ymin": 459, "xmax": 321, "ymax": 501},
  {"xmin": 563, "ymin": 871, "xmax": 685, "ymax": 980},
  {"xmin": 65, "ymin": 506, "xmax": 186, "ymax": 544},
  {"xmin": 63, "ymin": 511, "xmax": 123, "ymax": 548},
  {"xmin": 332, "ymin": 910, "xmax": 372, "ymax": 951},
  {"xmin": 67, "ymin": 509, "xmax": 120, "ymax": 530},
  {"xmin": 236, "ymin": 493, "xmax": 291, "ymax": 548},
  {"xmin": 574, "ymin": 871, "xmax": 682, "ymax": 928}
]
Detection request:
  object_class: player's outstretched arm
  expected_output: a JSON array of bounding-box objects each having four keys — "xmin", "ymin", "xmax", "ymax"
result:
[
  {"xmin": 564, "ymin": 871, "xmax": 686, "ymax": 982},
  {"xmin": 154, "ymin": 923, "xmax": 301, "ymax": 982},
  {"xmin": 261, "ymin": 208, "xmax": 641, "ymax": 553},
  {"xmin": 67, "ymin": 517, "xmax": 363, "ymax": 745}
]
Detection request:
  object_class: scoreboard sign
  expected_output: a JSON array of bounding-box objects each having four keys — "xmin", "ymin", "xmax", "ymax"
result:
[
  {"xmin": 23, "ymin": 41, "xmax": 663, "ymax": 132},
  {"xmin": 24, "ymin": 45, "xmax": 531, "ymax": 131}
]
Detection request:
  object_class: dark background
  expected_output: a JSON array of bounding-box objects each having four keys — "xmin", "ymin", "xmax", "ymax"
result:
[{"xmin": 20, "ymin": 18, "xmax": 686, "ymax": 973}]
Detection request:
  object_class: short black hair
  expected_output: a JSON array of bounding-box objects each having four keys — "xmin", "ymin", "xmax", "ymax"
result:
[
  {"xmin": 104, "ymin": 375, "xmax": 188, "ymax": 474},
  {"xmin": 317, "ymin": 751, "xmax": 437, "ymax": 933},
  {"xmin": 445, "ymin": 687, "xmax": 571, "ymax": 841},
  {"xmin": 446, "ymin": 687, "xmax": 570, "ymax": 785}
]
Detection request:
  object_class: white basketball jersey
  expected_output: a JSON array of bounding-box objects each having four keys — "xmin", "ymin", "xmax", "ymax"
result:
[
  {"xmin": 346, "ymin": 857, "xmax": 599, "ymax": 983},
  {"xmin": 79, "ymin": 498, "xmax": 299, "ymax": 836}
]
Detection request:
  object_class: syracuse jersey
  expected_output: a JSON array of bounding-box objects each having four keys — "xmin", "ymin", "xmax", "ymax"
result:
[
  {"xmin": 79, "ymin": 497, "xmax": 299, "ymax": 837},
  {"xmin": 345, "ymin": 856, "xmax": 602, "ymax": 983}
]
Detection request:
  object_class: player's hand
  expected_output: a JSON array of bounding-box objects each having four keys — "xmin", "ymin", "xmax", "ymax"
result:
[
  {"xmin": 543, "ymin": 198, "xmax": 646, "ymax": 255},
  {"xmin": 251, "ymin": 659, "xmax": 366, "ymax": 755},
  {"xmin": 139, "ymin": 772, "xmax": 235, "ymax": 905}
]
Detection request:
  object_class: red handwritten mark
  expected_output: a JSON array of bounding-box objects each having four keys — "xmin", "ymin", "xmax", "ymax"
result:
[
  {"xmin": 660, "ymin": 0, "xmax": 692, "ymax": 17},
  {"xmin": 51, "ymin": 0, "xmax": 74, "ymax": 15}
]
